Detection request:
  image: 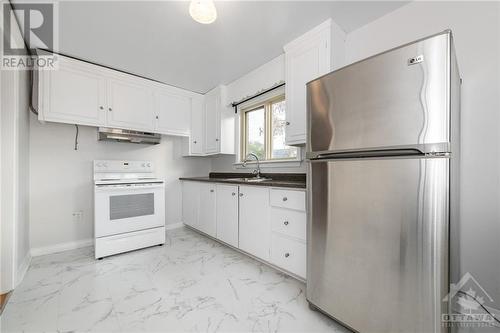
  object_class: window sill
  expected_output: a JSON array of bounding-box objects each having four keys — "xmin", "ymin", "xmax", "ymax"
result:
[{"xmin": 233, "ymin": 159, "xmax": 303, "ymax": 169}]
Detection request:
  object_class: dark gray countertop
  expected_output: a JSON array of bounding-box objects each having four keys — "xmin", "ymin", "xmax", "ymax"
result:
[{"xmin": 179, "ymin": 172, "xmax": 306, "ymax": 189}]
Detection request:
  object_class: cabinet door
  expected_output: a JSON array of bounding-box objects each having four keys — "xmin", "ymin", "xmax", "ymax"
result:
[
  {"xmin": 154, "ymin": 89, "xmax": 191, "ymax": 136},
  {"xmin": 182, "ymin": 181, "xmax": 200, "ymax": 229},
  {"xmin": 216, "ymin": 184, "xmax": 239, "ymax": 247},
  {"xmin": 199, "ymin": 183, "xmax": 216, "ymax": 237},
  {"xmin": 204, "ymin": 91, "xmax": 220, "ymax": 154},
  {"xmin": 41, "ymin": 57, "xmax": 106, "ymax": 127},
  {"xmin": 285, "ymin": 31, "xmax": 330, "ymax": 145},
  {"xmin": 239, "ymin": 186, "xmax": 270, "ymax": 260},
  {"xmin": 107, "ymin": 77, "xmax": 155, "ymax": 131},
  {"xmin": 190, "ymin": 98, "xmax": 205, "ymax": 155}
]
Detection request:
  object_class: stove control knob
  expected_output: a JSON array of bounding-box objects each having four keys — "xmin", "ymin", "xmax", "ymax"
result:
[
  {"xmin": 96, "ymin": 162, "xmax": 102, "ymax": 167},
  {"xmin": 146, "ymin": 163, "xmax": 151, "ymax": 167},
  {"xmin": 102, "ymin": 163, "xmax": 108, "ymax": 168},
  {"xmin": 141, "ymin": 163, "xmax": 146, "ymax": 167}
]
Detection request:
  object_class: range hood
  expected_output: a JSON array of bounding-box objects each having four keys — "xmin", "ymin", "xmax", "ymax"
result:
[{"xmin": 98, "ymin": 127, "xmax": 161, "ymax": 145}]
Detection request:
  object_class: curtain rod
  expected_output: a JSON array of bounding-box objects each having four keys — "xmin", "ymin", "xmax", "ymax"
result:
[{"xmin": 231, "ymin": 83, "xmax": 285, "ymax": 113}]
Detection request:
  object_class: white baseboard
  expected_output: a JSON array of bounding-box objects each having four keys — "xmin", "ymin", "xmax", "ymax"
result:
[
  {"xmin": 165, "ymin": 222, "xmax": 184, "ymax": 230},
  {"xmin": 15, "ymin": 252, "xmax": 32, "ymax": 286},
  {"xmin": 30, "ymin": 224, "xmax": 184, "ymax": 258},
  {"xmin": 31, "ymin": 238, "xmax": 93, "ymax": 257}
]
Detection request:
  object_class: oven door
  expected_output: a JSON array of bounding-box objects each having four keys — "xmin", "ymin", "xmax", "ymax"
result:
[{"xmin": 94, "ymin": 183, "xmax": 165, "ymax": 238}]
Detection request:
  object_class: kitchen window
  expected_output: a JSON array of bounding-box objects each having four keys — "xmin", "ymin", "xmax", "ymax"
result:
[{"xmin": 240, "ymin": 95, "xmax": 298, "ymax": 162}]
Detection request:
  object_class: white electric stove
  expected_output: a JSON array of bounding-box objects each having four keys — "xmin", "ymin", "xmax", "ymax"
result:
[{"xmin": 93, "ymin": 160, "xmax": 165, "ymax": 259}]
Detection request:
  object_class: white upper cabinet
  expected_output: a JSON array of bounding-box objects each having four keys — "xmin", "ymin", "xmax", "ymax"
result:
[
  {"xmin": 188, "ymin": 97, "xmax": 205, "ymax": 155},
  {"xmin": 284, "ymin": 19, "xmax": 345, "ymax": 145},
  {"xmin": 153, "ymin": 87, "xmax": 192, "ymax": 136},
  {"xmin": 106, "ymin": 75, "xmax": 154, "ymax": 131},
  {"xmin": 38, "ymin": 54, "xmax": 200, "ymax": 137},
  {"xmin": 39, "ymin": 57, "xmax": 107, "ymax": 127},
  {"xmin": 204, "ymin": 89, "xmax": 221, "ymax": 154},
  {"xmin": 183, "ymin": 85, "xmax": 235, "ymax": 156}
]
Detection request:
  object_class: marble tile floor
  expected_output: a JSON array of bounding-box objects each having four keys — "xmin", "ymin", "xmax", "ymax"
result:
[{"xmin": 1, "ymin": 227, "xmax": 349, "ymax": 333}]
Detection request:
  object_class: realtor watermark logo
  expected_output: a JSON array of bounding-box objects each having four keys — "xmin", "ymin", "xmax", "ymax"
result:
[
  {"xmin": 442, "ymin": 272, "xmax": 500, "ymax": 329},
  {"xmin": 1, "ymin": 1, "xmax": 58, "ymax": 70}
]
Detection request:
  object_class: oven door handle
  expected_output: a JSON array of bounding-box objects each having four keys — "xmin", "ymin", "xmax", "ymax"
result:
[{"xmin": 95, "ymin": 184, "xmax": 165, "ymax": 191}]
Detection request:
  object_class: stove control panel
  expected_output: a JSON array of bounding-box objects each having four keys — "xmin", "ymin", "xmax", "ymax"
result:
[{"xmin": 94, "ymin": 160, "xmax": 154, "ymax": 173}]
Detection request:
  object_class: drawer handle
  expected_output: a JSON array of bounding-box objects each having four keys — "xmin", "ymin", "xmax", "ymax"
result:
[
  {"xmin": 283, "ymin": 221, "xmax": 289, "ymax": 226},
  {"xmin": 282, "ymin": 197, "xmax": 288, "ymax": 202},
  {"xmin": 284, "ymin": 253, "xmax": 290, "ymax": 258}
]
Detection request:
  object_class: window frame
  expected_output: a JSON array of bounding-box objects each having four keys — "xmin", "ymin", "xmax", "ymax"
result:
[{"xmin": 239, "ymin": 94, "xmax": 298, "ymax": 163}]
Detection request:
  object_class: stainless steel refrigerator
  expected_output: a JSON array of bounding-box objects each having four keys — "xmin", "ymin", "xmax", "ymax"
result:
[{"xmin": 306, "ymin": 30, "xmax": 460, "ymax": 333}]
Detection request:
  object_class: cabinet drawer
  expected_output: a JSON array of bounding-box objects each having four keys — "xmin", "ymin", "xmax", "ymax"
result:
[
  {"xmin": 271, "ymin": 207, "xmax": 306, "ymax": 240},
  {"xmin": 270, "ymin": 233, "xmax": 306, "ymax": 279},
  {"xmin": 270, "ymin": 189, "xmax": 305, "ymax": 211}
]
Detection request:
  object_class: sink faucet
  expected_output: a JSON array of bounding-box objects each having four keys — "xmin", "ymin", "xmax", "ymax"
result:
[{"xmin": 243, "ymin": 153, "xmax": 262, "ymax": 178}]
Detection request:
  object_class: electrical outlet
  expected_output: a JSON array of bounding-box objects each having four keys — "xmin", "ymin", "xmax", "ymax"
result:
[{"xmin": 72, "ymin": 211, "xmax": 83, "ymax": 222}]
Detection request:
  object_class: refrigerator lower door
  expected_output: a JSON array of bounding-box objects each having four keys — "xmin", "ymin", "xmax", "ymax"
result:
[{"xmin": 307, "ymin": 157, "xmax": 449, "ymax": 333}]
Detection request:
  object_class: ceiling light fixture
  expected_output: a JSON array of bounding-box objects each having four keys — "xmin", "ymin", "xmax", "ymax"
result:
[{"xmin": 189, "ymin": 0, "xmax": 217, "ymax": 24}]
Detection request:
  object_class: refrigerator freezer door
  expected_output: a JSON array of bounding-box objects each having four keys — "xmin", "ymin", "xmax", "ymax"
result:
[
  {"xmin": 307, "ymin": 32, "xmax": 451, "ymax": 153},
  {"xmin": 307, "ymin": 157, "xmax": 449, "ymax": 333}
]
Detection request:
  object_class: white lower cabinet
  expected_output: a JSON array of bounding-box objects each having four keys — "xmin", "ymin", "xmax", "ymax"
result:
[
  {"xmin": 271, "ymin": 207, "xmax": 306, "ymax": 240},
  {"xmin": 181, "ymin": 181, "xmax": 200, "ymax": 229},
  {"xmin": 238, "ymin": 186, "xmax": 270, "ymax": 261},
  {"xmin": 215, "ymin": 184, "xmax": 239, "ymax": 247},
  {"xmin": 198, "ymin": 183, "xmax": 216, "ymax": 237},
  {"xmin": 270, "ymin": 233, "xmax": 306, "ymax": 278},
  {"xmin": 182, "ymin": 181, "xmax": 306, "ymax": 279}
]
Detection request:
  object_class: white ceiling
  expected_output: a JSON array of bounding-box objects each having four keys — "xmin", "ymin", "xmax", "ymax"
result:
[{"xmin": 15, "ymin": 1, "xmax": 409, "ymax": 93}]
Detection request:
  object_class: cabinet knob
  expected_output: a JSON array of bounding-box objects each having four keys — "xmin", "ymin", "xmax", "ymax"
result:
[
  {"xmin": 239, "ymin": 193, "xmax": 243, "ymax": 197},
  {"xmin": 99, "ymin": 106, "xmax": 104, "ymax": 110},
  {"xmin": 286, "ymin": 121, "xmax": 290, "ymax": 125},
  {"xmin": 155, "ymin": 115, "xmax": 159, "ymax": 120},
  {"xmin": 210, "ymin": 189, "xmax": 214, "ymax": 193},
  {"xmin": 193, "ymin": 140, "xmax": 197, "ymax": 144},
  {"xmin": 215, "ymin": 138, "xmax": 219, "ymax": 142},
  {"xmin": 282, "ymin": 197, "xmax": 288, "ymax": 202},
  {"xmin": 108, "ymin": 107, "xmax": 112, "ymax": 111},
  {"xmin": 232, "ymin": 192, "xmax": 236, "ymax": 196},
  {"xmin": 284, "ymin": 253, "xmax": 290, "ymax": 258},
  {"xmin": 283, "ymin": 221, "xmax": 289, "ymax": 226}
]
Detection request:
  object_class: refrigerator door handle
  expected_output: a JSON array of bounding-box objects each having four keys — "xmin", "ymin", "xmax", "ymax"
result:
[{"xmin": 308, "ymin": 148, "xmax": 424, "ymax": 160}]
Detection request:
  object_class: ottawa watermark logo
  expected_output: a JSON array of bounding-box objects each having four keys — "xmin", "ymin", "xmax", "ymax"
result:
[
  {"xmin": 442, "ymin": 272, "xmax": 500, "ymax": 329},
  {"xmin": 1, "ymin": 1, "xmax": 58, "ymax": 70}
]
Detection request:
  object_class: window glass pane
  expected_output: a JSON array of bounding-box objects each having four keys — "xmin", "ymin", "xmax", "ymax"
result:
[
  {"xmin": 271, "ymin": 100, "xmax": 298, "ymax": 159},
  {"xmin": 245, "ymin": 107, "xmax": 265, "ymax": 160}
]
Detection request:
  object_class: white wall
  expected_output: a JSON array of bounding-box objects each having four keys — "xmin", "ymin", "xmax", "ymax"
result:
[
  {"xmin": 29, "ymin": 117, "xmax": 211, "ymax": 251},
  {"xmin": 0, "ymin": 18, "xmax": 31, "ymax": 291},
  {"xmin": 212, "ymin": 54, "xmax": 306, "ymax": 174},
  {"xmin": 16, "ymin": 66, "xmax": 31, "ymax": 278},
  {"xmin": 344, "ymin": 0, "xmax": 500, "ymax": 312}
]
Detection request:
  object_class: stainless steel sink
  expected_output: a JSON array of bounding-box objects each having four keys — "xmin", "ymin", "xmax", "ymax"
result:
[{"xmin": 225, "ymin": 177, "xmax": 272, "ymax": 183}]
